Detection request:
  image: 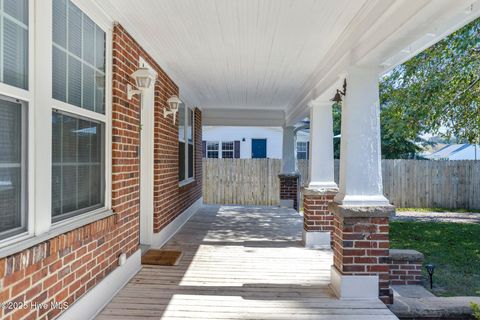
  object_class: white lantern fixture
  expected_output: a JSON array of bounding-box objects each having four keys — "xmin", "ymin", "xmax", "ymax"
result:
[
  {"xmin": 164, "ymin": 95, "xmax": 182, "ymax": 124},
  {"xmin": 127, "ymin": 67, "xmax": 156, "ymax": 100}
]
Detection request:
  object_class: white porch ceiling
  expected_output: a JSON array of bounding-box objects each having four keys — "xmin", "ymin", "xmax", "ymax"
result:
[{"xmin": 97, "ymin": 0, "xmax": 480, "ymax": 125}]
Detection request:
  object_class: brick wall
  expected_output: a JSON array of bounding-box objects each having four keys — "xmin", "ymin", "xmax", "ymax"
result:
[
  {"xmin": 0, "ymin": 23, "xmax": 202, "ymax": 320},
  {"xmin": 303, "ymin": 192, "xmax": 335, "ymax": 233},
  {"xmin": 332, "ymin": 214, "xmax": 392, "ymax": 304},
  {"xmin": 389, "ymin": 249, "xmax": 423, "ymax": 286},
  {"xmin": 279, "ymin": 175, "xmax": 299, "ymax": 210},
  {"xmin": 112, "ymin": 24, "xmax": 202, "ymax": 232}
]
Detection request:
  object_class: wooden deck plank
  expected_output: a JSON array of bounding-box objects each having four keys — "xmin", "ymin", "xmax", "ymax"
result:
[{"xmin": 97, "ymin": 205, "xmax": 397, "ymax": 320}]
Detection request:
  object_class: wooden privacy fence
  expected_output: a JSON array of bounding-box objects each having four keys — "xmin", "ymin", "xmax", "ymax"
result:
[
  {"xmin": 203, "ymin": 159, "xmax": 281, "ymax": 205},
  {"xmin": 203, "ymin": 159, "xmax": 480, "ymax": 209}
]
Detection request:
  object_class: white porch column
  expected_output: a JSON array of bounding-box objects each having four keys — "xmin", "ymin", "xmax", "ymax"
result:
[
  {"xmin": 330, "ymin": 66, "xmax": 394, "ymax": 303},
  {"xmin": 281, "ymin": 126, "xmax": 297, "ymax": 174},
  {"xmin": 308, "ymin": 101, "xmax": 337, "ymax": 190},
  {"xmin": 335, "ymin": 67, "xmax": 389, "ymax": 206},
  {"xmin": 302, "ymin": 101, "xmax": 338, "ymax": 248}
]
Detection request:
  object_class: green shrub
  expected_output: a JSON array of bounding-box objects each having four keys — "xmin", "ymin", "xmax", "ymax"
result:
[{"xmin": 471, "ymin": 302, "xmax": 480, "ymax": 320}]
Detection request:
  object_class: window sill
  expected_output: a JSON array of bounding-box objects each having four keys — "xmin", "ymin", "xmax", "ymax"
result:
[
  {"xmin": 0, "ymin": 208, "xmax": 115, "ymax": 260},
  {"xmin": 179, "ymin": 178, "xmax": 195, "ymax": 188}
]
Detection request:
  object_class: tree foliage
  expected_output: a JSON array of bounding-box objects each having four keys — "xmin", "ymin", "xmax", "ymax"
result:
[
  {"xmin": 333, "ymin": 18, "xmax": 479, "ymax": 159},
  {"xmin": 379, "ymin": 17, "xmax": 480, "ymax": 157}
]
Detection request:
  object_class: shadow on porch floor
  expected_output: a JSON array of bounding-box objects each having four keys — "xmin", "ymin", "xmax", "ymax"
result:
[{"xmin": 97, "ymin": 205, "xmax": 397, "ymax": 319}]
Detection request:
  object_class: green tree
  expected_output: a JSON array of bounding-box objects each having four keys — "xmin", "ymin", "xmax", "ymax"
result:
[
  {"xmin": 379, "ymin": 17, "xmax": 480, "ymax": 156},
  {"xmin": 333, "ymin": 18, "xmax": 479, "ymax": 159}
]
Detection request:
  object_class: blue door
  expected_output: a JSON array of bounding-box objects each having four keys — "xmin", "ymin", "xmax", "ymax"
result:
[{"xmin": 251, "ymin": 139, "xmax": 267, "ymax": 158}]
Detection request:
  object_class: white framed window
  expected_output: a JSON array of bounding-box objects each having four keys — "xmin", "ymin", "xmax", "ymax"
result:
[
  {"xmin": 206, "ymin": 141, "xmax": 219, "ymax": 158},
  {"xmin": 178, "ymin": 103, "xmax": 195, "ymax": 183},
  {"xmin": 221, "ymin": 141, "xmax": 234, "ymax": 158},
  {"xmin": 297, "ymin": 141, "xmax": 308, "ymax": 160},
  {"xmin": 51, "ymin": 0, "xmax": 107, "ymax": 222},
  {"xmin": 0, "ymin": 0, "xmax": 113, "ymax": 253}
]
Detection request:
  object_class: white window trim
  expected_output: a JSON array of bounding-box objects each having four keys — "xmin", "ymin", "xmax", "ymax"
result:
[
  {"xmin": 179, "ymin": 104, "xmax": 195, "ymax": 186},
  {"xmin": 0, "ymin": 0, "xmax": 113, "ymax": 255}
]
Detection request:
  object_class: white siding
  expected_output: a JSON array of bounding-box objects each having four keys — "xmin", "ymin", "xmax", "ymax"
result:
[{"xmin": 203, "ymin": 126, "xmax": 283, "ymax": 159}]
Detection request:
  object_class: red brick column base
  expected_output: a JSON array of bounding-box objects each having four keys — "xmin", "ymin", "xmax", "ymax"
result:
[
  {"xmin": 330, "ymin": 202, "xmax": 395, "ymax": 304},
  {"xmin": 302, "ymin": 188, "xmax": 336, "ymax": 248},
  {"xmin": 278, "ymin": 174, "xmax": 300, "ymax": 211}
]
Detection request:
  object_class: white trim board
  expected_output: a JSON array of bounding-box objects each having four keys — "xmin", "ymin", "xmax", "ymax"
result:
[
  {"xmin": 152, "ymin": 197, "xmax": 203, "ymax": 248},
  {"xmin": 330, "ymin": 265, "xmax": 379, "ymax": 300},
  {"xmin": 58, "ymin": 249, "xmax": 142, "ymax": 320}
]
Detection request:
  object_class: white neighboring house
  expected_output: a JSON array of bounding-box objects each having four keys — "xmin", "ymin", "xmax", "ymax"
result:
[
  {"xmin": 424, "ymin": 144, "xmax": 480, "ymax": 160},
  {"xmin": 202, "ymin": 126, "xmax": 309, "ymax": 159}
]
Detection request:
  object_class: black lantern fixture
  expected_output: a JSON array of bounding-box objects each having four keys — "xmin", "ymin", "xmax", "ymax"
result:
[
  {"xmin": 331, "ymin": 79, "xmax": 347, "ymax": 103},
  {"xmin": 425, "ymin": 264, "xmax": 435, "ymax": 289}
]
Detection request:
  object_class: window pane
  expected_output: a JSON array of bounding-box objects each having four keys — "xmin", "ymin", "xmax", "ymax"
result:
[
  {"xmin": 82, "ymin": 16, "xmax": 95, "ymax": 65},
  {"xmin": 178, "ymin": 103, "xmax": 185, "ymax": 141},
  {"xmin": 188, "ymin": 144, "xmax": 194, "ymax": 178},
  {"xmin": 1, "ymin": 0, "xmax": 28, "ymax": 90},
  {"xmin": 82, "ymin": 64, "xmax": 95, "ymax": 111},
  {"xmin": 53, "ymin": 0, "xmax": 67, "ymax": 48},
  {"xmin": 95, "ymin": 26, "xmax": 105, "ymax": 71},
  {"xmin": 52, "ymin": 112, "xmax": 104, "ymax": 222},
  {"xmin": 52, "ymin": 0, "xmax": 105, "ymax": 114},
  {"xmin": 179, "ymin": 141, "xmax": 185, "ymax": 181},
  {"xmin": 95, "ymin": 71, "xmax": 105, "ymax": 113},
  {"xmin": 207, "ymin": 142, "xmax": 219, "ymax": 159},
  {"xmin": 67, "ymin": 3, "xmax": 82, "ymax": 57},
  {"xmin": 52, "ymin": 46, "xmax": 67, "ymax": 101},
  {"xmin": 67, "ymin": 56, "xmax": 82, "ymax": 106},
  {"xmin": 4, "ymin": 0, "xmax": 28, "ymax": 25},
  {"xmin": 0, "ymin": 98, "xmax": 26, "ymax": 239},
  {"xmin": 187, "ymin": 109, "xmax": 193, "ymax": 144},
  {"xmin": 222, "ymin": 141, "xmax": 234, "ymax": 159}
]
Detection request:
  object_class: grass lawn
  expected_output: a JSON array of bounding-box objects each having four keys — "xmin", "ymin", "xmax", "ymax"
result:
[{"xmin": 390, "ymin": 221, "xmax": 480, "ymax": 297}]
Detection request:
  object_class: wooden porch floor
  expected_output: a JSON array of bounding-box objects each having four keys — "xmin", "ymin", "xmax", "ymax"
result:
[{"xmin": 97, "ymin": 205, "xmax": 398, "ymax": 320}]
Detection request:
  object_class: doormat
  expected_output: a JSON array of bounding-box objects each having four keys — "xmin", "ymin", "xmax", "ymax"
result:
[{"xmin": 141, "ymin": 250, "xmax": 183, "ymax": 266}]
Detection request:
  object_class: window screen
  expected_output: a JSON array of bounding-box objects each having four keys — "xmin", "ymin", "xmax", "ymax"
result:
[
  {"xmin": 0, "ymin": 97, "xmax": 27, "ymax": 239},
  {"xmin": 52, "ymin": 112, "xmax": 104, "ymax": 222},
  {"xmin": 0, "ymin": 0, "xmax": 29, "ymax": 89},
  {"xmin": 52, "ymin": 0, "xmax": 105, "ymax": 114}
]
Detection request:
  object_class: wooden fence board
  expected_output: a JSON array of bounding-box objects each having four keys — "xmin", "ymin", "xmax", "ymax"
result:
[{"xmin": 203, "ymin": 159, "xmax": 480, "ymax": 209}]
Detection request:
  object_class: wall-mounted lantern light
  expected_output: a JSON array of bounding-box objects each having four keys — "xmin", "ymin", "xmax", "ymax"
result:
[
  {"xmin": 164, "ymin": 95, "xmax": 182, "ymax": 124},
  {"xmin": 127, "ymin": 67, "xmax": 156, "ymax": 100},
  {"xmin": 330, "ymin": 79, "xmax": 347, "ymax": 103}
]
